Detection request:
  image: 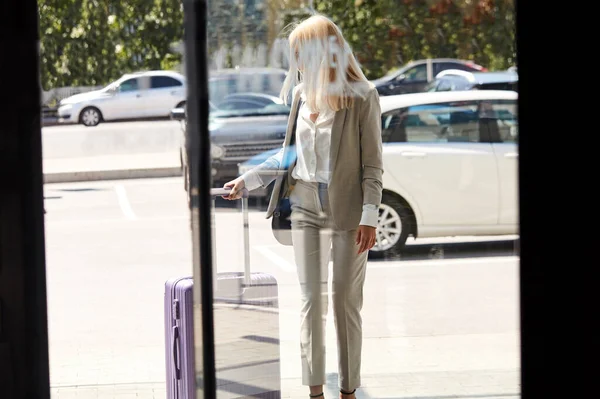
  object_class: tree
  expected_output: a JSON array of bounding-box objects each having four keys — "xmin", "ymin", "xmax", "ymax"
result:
[
  {"xmin": 307, "ymin": 0, "xmax": 515, "ymax": 79},
  {"xmin": 38, "ymin": 0, "xmax": 515, "ymax": 89},
  {"xmin": 38, "ymin": 0, "xmax": 183, "ymax": 90}
]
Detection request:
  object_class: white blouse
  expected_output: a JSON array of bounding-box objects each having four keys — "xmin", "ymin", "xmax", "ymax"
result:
[
  {"xmin": 290, "ymin": 99, "xmax": 335, "ymax": 184},
  {"xmin": 242, "ymin": 94, "xmax": 378, "ymax": 228}
]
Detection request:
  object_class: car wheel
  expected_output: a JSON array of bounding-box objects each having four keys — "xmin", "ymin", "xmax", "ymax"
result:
[
  {"xmin": 369, "ymin": 193, "xmax": 412, "ymax": 259},
  {"xmin": 176, "ymin": 101, "xmax": 186, "ymax": 109},
  {"xmin": 80, "ymin": 107, "xmax": 102, "ymax": 127}
]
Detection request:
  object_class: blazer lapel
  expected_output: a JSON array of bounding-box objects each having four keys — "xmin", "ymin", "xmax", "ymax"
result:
[{"xmin": 329, "ymin": 107, "xmax": 348, "ymax": 175}]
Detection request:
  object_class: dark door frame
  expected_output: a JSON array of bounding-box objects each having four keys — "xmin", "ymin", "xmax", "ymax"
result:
[
  {"xmin": 0, "ymin": 1, "xmax": 559, "ymax": 398},
  {"xmin": 0, "ymin": 0, "xmax": 50, "ymax": 397}
]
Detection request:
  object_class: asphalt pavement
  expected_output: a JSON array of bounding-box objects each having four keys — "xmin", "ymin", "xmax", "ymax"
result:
[{"xmin": 44, "ymin": 177, "xmax": 521, "ymax": 399}]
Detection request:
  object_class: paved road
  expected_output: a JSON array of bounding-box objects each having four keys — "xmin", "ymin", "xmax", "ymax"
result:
[
  {"xmin": 44, "ymin": 177, "xmax": 521, "ymax": 399},
  {"xmin": 42, "ymin": 120, "xmax": 182, "ymax": 159}
]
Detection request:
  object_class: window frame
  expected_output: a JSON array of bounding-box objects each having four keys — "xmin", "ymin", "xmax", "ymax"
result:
[
  {"xmin": 382, "ymin": 100, "xmax": 499, "ymax": 144},
  {"xmin": 478, "ymin": 99, "xmax": 519, "ymax": 143},
  {"xmin": 150, "ymin": 75, "xmax": 183, "ymax": 89},
  {"xmin": 118, "ymin": 78, "xmax": 139, "ymax": 92},
  {"xmin": 403, "ymin": 64, "xmax": 428, "ymax": 82}
]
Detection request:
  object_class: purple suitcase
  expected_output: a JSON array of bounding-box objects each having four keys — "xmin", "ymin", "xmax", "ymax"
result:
[
  {"xmin": 164, "ymin": 276, "xmax": 195, "ymax": 399},
  {"xmin": 165, "ymin": 188, "xmax": 281, "ymax": 399}
]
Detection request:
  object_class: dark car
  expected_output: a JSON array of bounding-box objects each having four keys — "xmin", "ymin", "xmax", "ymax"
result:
[
  {"xmin": 425, "ymin": 70, "xmax": 518, "ymax": 92},
  {"xmin": 214, "ymin": 92, "xmax": 285, "ymax": 111},
  {"xmin": 371, "ymin": 58, "xmax": 487, "ymax": 96},
  {"xmin": 209, "ymin": 67, "xmax": 288, "ymax": 105},
  {"xmin": 171, "ymin": 102, "xmax": 290, "ymax": 205}
]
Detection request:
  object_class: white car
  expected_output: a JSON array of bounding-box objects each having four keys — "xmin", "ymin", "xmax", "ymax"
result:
[
  {"xmin": 237, "ymin": 90, "xmax": 518, "ymax": 258},
  {"xmin": 373, "ymin": 90, "xmax": 518, "ymax": 257},
  {"xmin": 57, "ymin": 70, "xmax": 187, "ymax": 127}
]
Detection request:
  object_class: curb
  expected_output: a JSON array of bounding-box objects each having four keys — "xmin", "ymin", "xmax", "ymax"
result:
[
  {"xmin": 43, "ymin": 167, "xmax": 182, "ymax": 184},
  {"xmin": 42, "ymin": 118, "xmax": 60, "ymax": 127}
]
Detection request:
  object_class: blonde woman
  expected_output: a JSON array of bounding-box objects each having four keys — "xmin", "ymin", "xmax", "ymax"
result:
[{"xmin": 223, "ymin": 14, "xmax": 383, "ymax": 399}]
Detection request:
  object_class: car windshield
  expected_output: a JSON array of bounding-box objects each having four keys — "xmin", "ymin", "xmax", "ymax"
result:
[
  {"xmin": 384, "ymin": 64, "xmax": 411, "ymax": 76},
  {"xmin": 102, "ymin": 82, "xmax": 118, "ymax": 91}
]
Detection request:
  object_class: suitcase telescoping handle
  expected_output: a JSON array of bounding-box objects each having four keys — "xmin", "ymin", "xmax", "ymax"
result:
[
  {"xmin": 209, "ymin": 187, "xmax": 249, "ymax": 198},
  {"xmin": 209, "ymin": 187, "xmax": 252, "ymax": 288}
]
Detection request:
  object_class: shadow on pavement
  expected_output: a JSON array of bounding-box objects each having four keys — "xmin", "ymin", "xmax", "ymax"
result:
[
  {"xmin": 379, "ymin": 238, "xmax": 520, "ymax": 262},
  {"xmin": 213, "ymin": 197, "xmax": 519, "ymax": 261},
  {"xmin": 56, "ymin": 188, "xmax": 107, "ymax": 192}
]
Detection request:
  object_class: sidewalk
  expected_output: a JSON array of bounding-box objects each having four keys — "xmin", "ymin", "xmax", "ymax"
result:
[
  {"xmin": 49, "ymin": 301, "xmax": 520, "ymax": 399},
  {"xmin": 44, "ymin": 171, "xmax": 520, "ymax": 399},
  {"xmin": 48, "ymin": 288, "xmax": 520, "ymax": 399},
  {"xmin": 43, "ymin": 152, "xmax": 182, "ymax": 183},
  {"xmin": 213, "ymin": 303, "xmax": 520, "ymax": 399}
]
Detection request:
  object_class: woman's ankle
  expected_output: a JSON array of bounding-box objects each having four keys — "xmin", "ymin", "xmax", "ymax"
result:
[{"xmin": 309, "ymin": 385, "xmax": 324, "ymax": 397}]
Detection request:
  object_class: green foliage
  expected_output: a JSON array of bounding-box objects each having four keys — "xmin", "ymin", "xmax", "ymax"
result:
[
  {"xmin": 312, "ymin": 0, "xmax": 515, "ymax": 79},
  {"xmin": 38, "ymin": 0, "xmax": 183, "ymax": 90},
  {"xmin": 38, "ymin": 0, "xmax": 515, "ymax": 88}
]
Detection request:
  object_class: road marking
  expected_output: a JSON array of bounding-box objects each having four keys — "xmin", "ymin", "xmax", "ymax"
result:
[
  {"xmin": 114, "ymin": 184, "xmax": 137, "ymax": 220},
  {"xmin": 369, "ymin": 255, "xmax": 519, "ymax": 269},
  {"xmin": 254, "ymin": 245, "xmax": 296, "ymax": 273}
]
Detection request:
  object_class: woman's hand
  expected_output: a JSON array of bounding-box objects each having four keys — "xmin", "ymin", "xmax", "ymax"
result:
[
  {"xmin": 223, "ymin": 177, "xmax": 246, "ymax": 200},
  {"xmin": 356, "ymin": 225, "xmax": 377, "ymax": 254}
]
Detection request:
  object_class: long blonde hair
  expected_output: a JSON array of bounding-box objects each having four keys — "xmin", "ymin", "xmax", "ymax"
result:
[{"xmin": 279, "ymin": 14, "xmax": 369, "ymax": 113}]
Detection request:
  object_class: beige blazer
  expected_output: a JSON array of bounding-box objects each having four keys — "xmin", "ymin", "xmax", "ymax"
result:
[{"xmin": 257, "ymin": 82, "xmax": 383, "ymax": 231}]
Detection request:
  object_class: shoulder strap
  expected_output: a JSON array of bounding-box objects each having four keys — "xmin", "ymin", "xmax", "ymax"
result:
[
  {"xmin": 289, "ymin": 99, "xmax": 302, "ymax": 147},
  {"xmin": 282, "ymin": 99, "xmax": 302, "ymax": 168}
]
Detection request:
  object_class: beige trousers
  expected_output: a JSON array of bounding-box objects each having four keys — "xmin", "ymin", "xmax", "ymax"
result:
[{"xmin": 289, "ymin": 180, "xmax": 368, "ymax": 391}]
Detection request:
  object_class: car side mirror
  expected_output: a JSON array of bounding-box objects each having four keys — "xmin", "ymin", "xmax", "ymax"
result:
[{"xmin": 395, "ymin": 74, "xmax": 406, "ymax": 82}]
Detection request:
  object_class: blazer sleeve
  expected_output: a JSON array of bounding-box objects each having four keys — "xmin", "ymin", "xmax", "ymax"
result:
[
  {"xmin": 241, "ymin": 85, "xmax": 302, "ymax": 189},
  {"xmin": 359, "ymin": 87, "xmax": 384, "ymax": 207},
  {"xmin": 241, "ymin": 146, "xmax": 285, "ymax": 190}
]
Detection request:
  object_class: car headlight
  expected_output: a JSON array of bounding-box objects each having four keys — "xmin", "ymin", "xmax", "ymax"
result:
[{"xmin": 211, "ymin": 144, "xmax": 224, "ymax": 159}]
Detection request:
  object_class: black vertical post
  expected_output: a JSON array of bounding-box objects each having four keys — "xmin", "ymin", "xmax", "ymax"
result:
[
  {"xmin": 183, "ymin": 0, "xmax": 217, "ymax": 397},
  {"xmin": 516, "ymin": 0, "xmax": 549, "ymax": 398},
  {"xmin": 0, "ymin": 0, "xmax": 51, "ymax": 398}
]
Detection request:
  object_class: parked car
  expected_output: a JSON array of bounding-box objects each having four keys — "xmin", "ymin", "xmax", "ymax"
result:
[
  {"xmin": 208, "ymin": 67, "xmax": 288, "ymax": 105},
  {"xmin": 215, "ymin": 92, "xmax": 284, "ymax": 111},
  {"xmin": 371, "ymin": 58, "xmax": 487, "ymax": 96},
  {"xmin": 239, "ymin": 89, "xmax": 518, "ymax": 258},
  {"xmin": 171, "ymin": 101, "xmax": 291, "ymax": 205},
  {"xmin": 425, "ymin": 69, "xmax": 518, "ymax": 92},
  {"xmin": 57, "ymin": 70, "xmax": 187, "ymax": 126}
]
